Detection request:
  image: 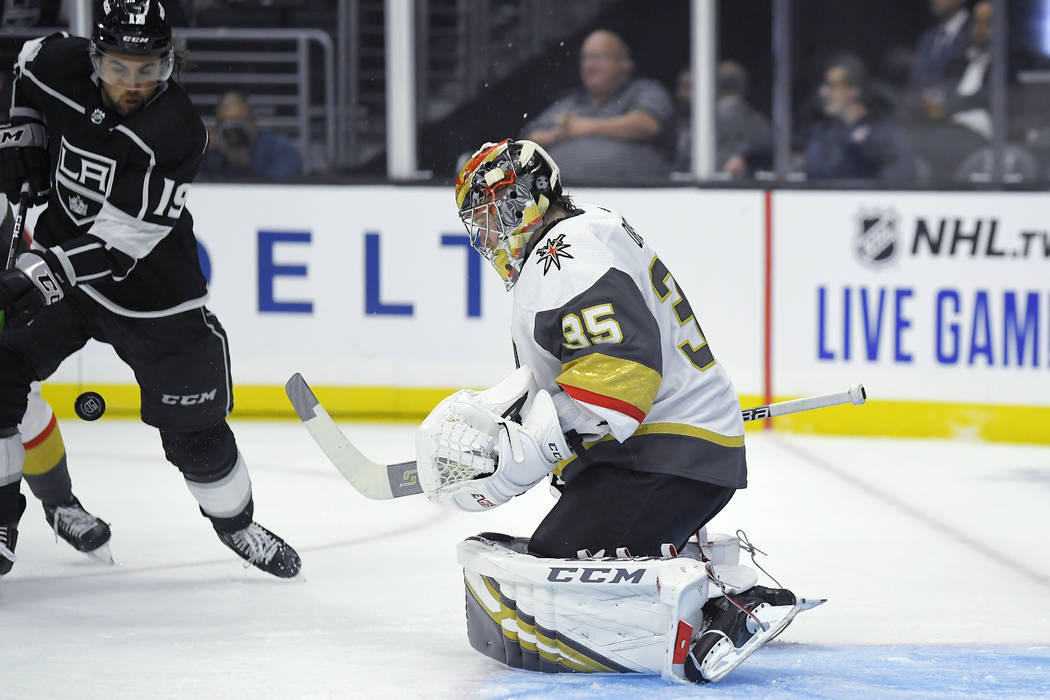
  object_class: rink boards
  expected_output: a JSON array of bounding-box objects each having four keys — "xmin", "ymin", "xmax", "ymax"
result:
[{"xmin": 33, "ymin": 185, "xmax": 1050, "ymax": 444}]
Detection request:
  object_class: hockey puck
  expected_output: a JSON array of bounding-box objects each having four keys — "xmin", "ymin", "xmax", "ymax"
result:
[{"xmin": 74, "ymin": 391, "xmax": 106, "ymax": 421}]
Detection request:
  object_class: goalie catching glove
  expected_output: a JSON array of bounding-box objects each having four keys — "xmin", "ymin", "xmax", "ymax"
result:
[{"xmin": 416, "ymin": 368, "xmax": 571, "ymax": 511}]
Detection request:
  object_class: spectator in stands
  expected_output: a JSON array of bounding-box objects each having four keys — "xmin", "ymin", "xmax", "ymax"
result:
[
  {"xmin": 0, "ymin": 0, "xmax": 61, "ymax": 81},
  {"xmin": 200, "ymin": 91, "xmax": 304, "ymax": 179},
  {"xmin": 672, "ymin": 61, "xmax": 771, "ymax": 173},
  {"xmin": 953, "ymin": 144, "xmax": 1040, "ymax": 183},
  {"xmin": 0, "ymin": 0, "xmax": 60, "ymax": 28},
  {"xmin": 724, "ymin": 54, "xmax": 914, "ymax": 182},
  {"xmin": 161, "ymin": 0, "xmax": 198, "ymax": 26},
  {"xmin": 909, "ymin": 0, "xmax": 973, "ymax": 117},
  {"xmin": 922, "ymin": 0, "xmax": 992, "ymax": 139},
  {"xmin": 523, "ymin": 29, "xmax": 673, "ymax": 183}
]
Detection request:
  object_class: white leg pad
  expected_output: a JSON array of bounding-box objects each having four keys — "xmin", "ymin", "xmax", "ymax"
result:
[
  {"xmin": 458, "ymin": 535, "xmax": 711, "ymax": 682},
  {"xmin": 701, "ymin": 532, "xmax": 742, "ymax": 565}
]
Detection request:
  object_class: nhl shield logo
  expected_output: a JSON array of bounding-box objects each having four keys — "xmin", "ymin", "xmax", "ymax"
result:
[
  {"xmin": 90, "ymin": 109, "xmax": 105, "ymax": 125},
  {"xmin": 854, "ymin": 209, "xmax": 898, "ymax": 268}
]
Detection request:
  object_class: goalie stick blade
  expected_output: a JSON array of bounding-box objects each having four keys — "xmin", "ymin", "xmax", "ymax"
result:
[{"xmin": 284, "ymin": 373, "xmax": 423, "ymax": 500}]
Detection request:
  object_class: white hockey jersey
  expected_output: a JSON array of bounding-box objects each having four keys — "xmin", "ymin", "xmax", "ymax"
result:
[{"xmin": 511, "ymin": 205, "xmax": 746, "ymax": 489}]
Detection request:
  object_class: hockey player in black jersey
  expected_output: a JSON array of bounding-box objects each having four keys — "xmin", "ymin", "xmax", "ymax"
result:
[{"xmin": 0, "ymin": 0, "xmax": 300, "ymax": 578}]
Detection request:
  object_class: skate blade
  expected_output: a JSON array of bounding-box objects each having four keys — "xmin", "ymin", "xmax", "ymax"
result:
[
  {"xmin": 84, "ymin": 543, "xmax": 115, "ymax": 566},
  {"xmin": 701, "ymin": 603, "xmax": 803, "ymax": 682},
  {"xmin": 235, "ymin": 561, "xmax": 305, "ymax": 581},
  {"xmin": 762, "ymin": 596, "xmax": 827, "ymax": 645}
]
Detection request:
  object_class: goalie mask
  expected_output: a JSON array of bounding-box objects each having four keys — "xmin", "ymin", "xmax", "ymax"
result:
[{"xmin": 455, "ymin": 139, "xmax": 561, "ymax": 289}]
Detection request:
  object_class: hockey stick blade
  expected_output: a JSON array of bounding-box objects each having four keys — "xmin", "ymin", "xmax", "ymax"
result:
[{"xmin": 285, "ymin": 373, "xmax": 422, "ymax": 500}]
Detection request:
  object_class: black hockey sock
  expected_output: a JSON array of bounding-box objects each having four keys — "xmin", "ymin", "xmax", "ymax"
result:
[
  {"xmin": 0, "ymin": 482, "xmax": 24, "ymax": 521},
  {"xmin": 23, "ymin": 457, "xmax": 73, "ymax": 506},
  {"xmin": 207, "ymin": 497, "xmax": 254, "ymax": 534}
]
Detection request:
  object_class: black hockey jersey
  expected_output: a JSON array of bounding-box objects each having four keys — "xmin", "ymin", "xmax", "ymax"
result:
[{"xmin": 11, "ymin": 33, "xmax": 209, "ymax": 316}]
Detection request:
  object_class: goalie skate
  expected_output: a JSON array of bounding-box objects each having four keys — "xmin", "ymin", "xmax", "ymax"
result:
[{"xmin": 686, "ymin": 593, "xmax": 826, "ymax": 683}]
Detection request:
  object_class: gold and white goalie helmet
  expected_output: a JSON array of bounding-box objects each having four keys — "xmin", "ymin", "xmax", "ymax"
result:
[{"xmin": 454, "ymin": 139, "xmax": 561, "ymax": 289}]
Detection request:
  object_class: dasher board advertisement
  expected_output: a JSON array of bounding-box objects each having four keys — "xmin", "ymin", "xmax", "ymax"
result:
[{"xmin": 772, "ymin": 191, "xmax": 1049, "ymax": 441}]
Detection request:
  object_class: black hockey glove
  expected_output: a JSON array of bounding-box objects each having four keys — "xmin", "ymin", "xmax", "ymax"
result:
[
  {"xmin": 0, "ymin": 251, "xmax": 65, "ymax": 330},
  {"xmin": 0, "ymin": 122, "xmax": 51, "ymax": 206}
]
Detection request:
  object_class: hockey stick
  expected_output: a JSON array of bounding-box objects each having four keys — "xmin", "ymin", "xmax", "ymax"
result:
[
  {"xmin": 740, "ymin": 384, "xmax": 866, "ymax": 421},
  {"xmin": 0, "ymin": 183, "xmax": 32, "ymax": 332},
  {"xmin": 285, "ymin": 373, "xmax": 423, "ymax": 499},
  {"xmin": 285, "ymin": 373, "xmax": 867, "ymax": 501}
]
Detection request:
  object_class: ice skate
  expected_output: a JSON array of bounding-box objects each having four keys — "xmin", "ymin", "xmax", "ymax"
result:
[
  {"xmin": 743, "ymin": 584, "xmax": 797, "ymax": 606},
  {"xmin": 217, "ymin": 521, "xmax": 301, "ymax": 578},
  {"xmin": 43, "ymin": 496, "xmax": 114, "ymax": 565},
  {"xmin": 0, "ymin": 494, "xmax": 27, "ymax": 576},
  {"xmin": 684, "ymin": 591, "xmax": 826, "ymax": 683}
]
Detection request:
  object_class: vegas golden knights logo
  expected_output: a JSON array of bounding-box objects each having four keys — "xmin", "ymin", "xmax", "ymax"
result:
[{"xmin": 537, "ymin": 233, "xmax": 574, "ymax": 275}]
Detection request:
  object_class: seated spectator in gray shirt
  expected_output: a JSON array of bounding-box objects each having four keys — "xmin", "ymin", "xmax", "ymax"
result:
[{"xmin": 524, "ymin": 29, "xmax": 673, "ymax": 184}]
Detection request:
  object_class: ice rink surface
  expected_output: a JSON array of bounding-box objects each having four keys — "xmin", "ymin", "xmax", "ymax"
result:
[{"xmin": 2, "ymin": 419, "xmax": 1049, "ymax": 699}]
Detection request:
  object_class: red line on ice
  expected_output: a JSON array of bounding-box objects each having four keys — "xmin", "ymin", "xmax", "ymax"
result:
[{"xmin": 773, "ymin": 435, "xmax": 1050, "ymax": 590}]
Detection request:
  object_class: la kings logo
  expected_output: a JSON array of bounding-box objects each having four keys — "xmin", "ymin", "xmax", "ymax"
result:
[{"xmin": 56, "ymin": 136, "xmax": 116, "ymax": 225}]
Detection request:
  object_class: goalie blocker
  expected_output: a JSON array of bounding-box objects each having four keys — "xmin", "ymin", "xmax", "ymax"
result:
[{"xmin": 458, "ymin": 531, "xmax": 825, "ymax": 683}]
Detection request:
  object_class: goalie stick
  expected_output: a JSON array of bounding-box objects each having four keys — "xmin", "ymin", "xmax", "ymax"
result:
[{"xmin": 285, "ymin": 373, "xmax": 867, "ymax": 501}]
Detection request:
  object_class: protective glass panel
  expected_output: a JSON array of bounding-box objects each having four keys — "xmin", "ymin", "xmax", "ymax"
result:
[{"xmin": 998, "ymin": 0, "xmax": 1050, "ymax": 185}]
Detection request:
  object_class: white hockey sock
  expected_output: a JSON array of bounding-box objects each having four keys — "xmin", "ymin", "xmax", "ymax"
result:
[
  {"xmin": 0, "ymin": 433, "xmax": 25, "ymax": 488},
  {"xmin": 184, "ymin": 450, "xmax": 252, "ymax": 519}
]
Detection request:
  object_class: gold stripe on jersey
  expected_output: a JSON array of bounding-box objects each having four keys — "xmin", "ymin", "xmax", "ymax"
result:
[
  {"xmin": 557, "ymin": 353, "xmax": 661, "ymax": 420},
  {"xmin": 637, "ymin": 422, "xmax": 745, "ymax": 447},
  {"xmin": 553, "ymin": 422, "xmax": 745, "ymax": 476}
]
